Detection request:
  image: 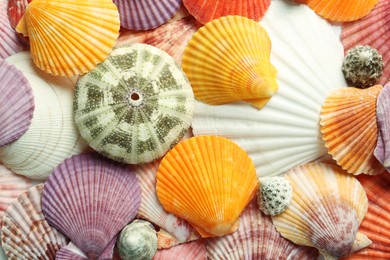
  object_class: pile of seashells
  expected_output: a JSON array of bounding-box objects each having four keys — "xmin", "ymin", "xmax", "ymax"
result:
[{"xmin": 0, "ymin": 0, "xmax": 390, "ymax": 259}]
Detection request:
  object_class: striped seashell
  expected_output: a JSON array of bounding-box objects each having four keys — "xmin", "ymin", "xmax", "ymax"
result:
[
  {"xmin": 113, "ymin": 0, "xmax": 182, "ymax": 30},
  {"xmin": 74, "ymin": 44, "xmax": 194, "ymax": 164},
  {"xmin": 154, "ymin": 240, "xmax": 207, "ymax": 260},
  {"xmin": 375, "ymin": 83, "xmax": 390, "ymax": 171},
  {"xmin": 56, "ymin": 238, "xmax": 118, "ymax": 260}
]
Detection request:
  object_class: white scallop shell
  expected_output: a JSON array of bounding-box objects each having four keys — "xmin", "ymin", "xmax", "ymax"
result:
[
  {"xmin": 0, "ymin": 52, "xmax": 88, "ymax": 180},
  {"xmin": 192, "ymin": 1, "xmax": 346, "ymax": 177}
]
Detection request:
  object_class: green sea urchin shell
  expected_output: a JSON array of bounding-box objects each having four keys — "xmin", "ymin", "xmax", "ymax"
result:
[
  {"xmin": 117, "ymin": 219, "xmax": 157, "ymax": 260},
  {"xmin": 74, "ymin": 44, "xmax": 194, "ymax": 164},
  {"xmin": 257, "ymin": 176, "xmax": 292, "ymax": 216}
]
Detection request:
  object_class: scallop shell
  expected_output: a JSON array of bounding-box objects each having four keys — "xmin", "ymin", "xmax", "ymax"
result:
[
  {"xmin": 272, "ymin": 162, "xmax": 369, "ymax": 259},
  {"xmin": 0, "ymin": 52, "xmax": 88, "ymax": 180},
  {"xmin": 15, "ymin": 0, "xmax": 120, "ymax": 76},
  {"xmin": 7, "ymin": 0, "xmax": 32, "ymax": 29},
  {"xmin": 0, "ymin": 0, "xmax": 26, "ymax": 59},
  {"xmin": 206, "ymin": 199, "xmax": 319, "ymax": 259},
  {"xmin": 154, "ymin": 240, "xmax": 207, "ymax": 260},
  {"xmin": 375, "ymin": 83, "xmax": 390, "ymax": 171},
  {"xmin": 74, "ymin": 44, "xmax": 194, "ymax": 164},
  {"xmin": 113, "ymin": 0, "xmax": 182, "ymax": 30},
  {"xmin": 134, "ymin": 161, "xmax": 200, "ymax": 245},
  {"xmin": 0, "ymin": 164, "xmax": 32, "ymax": 229},
  {"xmin": 296, "ymin": 0, "xmax": 378, "ymax": 21},
  {"xmin": 1, "ymin": 184, "xmax": 68, "ymax": 259},
  {"xmin": 56, "ymin": 243, "xmax": 88, "ymax": 260},
  {"xmin": 156, "ymin": 136, "xmax": 258, "ymax": 238},
  {"xmin": 182, "ymin": 15, "xmax": 277, "ymax": 109},
  {"xmin": 341, "ymin": 0, "xmax": 389, "ymax": 86},
  {"xmin": 0, "ymin": 59, "xmax": 34, "ymax": 147},
  {"xmin": 116, "ymin": 16, "xmax": 201, "ymax": 64},
  {"xmin": 41, "ymin": 153, "xmax": 141, "ymax": 259},
  {"xmin": 183, "ymin": 0, "xmax": 271, "ymax": 24},
  {"xmin": 192, "ymin": 1, "xmax": 346, "ymax": 177},
  {"xmin": 320, "ymin": 85, "xmax": 385, "ymax": 175}
]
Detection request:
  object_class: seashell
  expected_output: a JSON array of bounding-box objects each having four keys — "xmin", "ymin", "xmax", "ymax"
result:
[
  {"xmin": 116, "ymin": 16, "xmax": 201, "ymax": 64},
  {"xmin": 206, "ymin": 199, "xmax": 319, "ymax": 259},
  {"xmin": 113, "ymin": 0, "xmax": 182, "ymax": 30},
  {"xmin": 0, "ymin": 0, "xmax": 26, "ymax": 59},
  {"xmin": 0, "ymin": 52, "xmax": 88, "ymax": 180},
  {"xmin": 182, "ymin": 0, "xmax": 271, "ymax": 24},
  {"xmin": 15, "ymin": 0, "xmax": 120, "ymax": 76},
  {"xmin": 0, "ymin": 164, "xmax": 32, "ymax": 230},
  {"xmin": 257, "ymin": 176, "xmax": 292, "ymax": 216},
  {"xmin": 375, "ymin": 83, "xmax": 390, "ymax": 171},
  {"xmin": 41, "ymin": 153, "xmax": 141, "ymax": 259},
  {"xmin": 116, "ymin": 220, "xmax": 157, "ymax": 260},
  {"xmin": 192, "ymin": 1, "xmax": 347, "ymax": 177},
  {"xmin": 7, "ymin": 0, "xmax": 32, "ymax": 29},
  {"xmin": 156, "ymin": 136, "xmax": 258, "ymax": 238},
  {"xmin": 341, "ymin": 0, "xmax": 390, "ymax": 86},
  {"xmin": 182, "ymin": 15, "xmax": 278, "ymax": 109},
  {"xmin": 343, "ymin": 173, "xmax": 390, "ymax": 259},
  {"xmin": 272, "ymin": 162, "xmax": 369, "ymax": 259},
  {"xmin": 154, "ymin": 240, "xmax": 207, "ymax": 260},
  {"xmin": 296, "ymin": 0, "xmax": 378, "ymax": 21},
  {"xmin": 0, "ymin": 59, "xmax": 34, "ymax": 147},
  {"xmin": 74, "ymin": 44, "xmax": 194, "ymax": 164},
  {"xmin": 1, "ymin": 184, "xmax": 68, "ymax": 259},
  {"xmin": 320, "ymin": 85, "xmax": 385, "ymax": 175},
  {"xmin": 56, "ymin": 238, "xmax": 118, "ymax": 260},
  {"xmin": 134, "ymin": 161, "xmax": 200, "ymax": 246}
]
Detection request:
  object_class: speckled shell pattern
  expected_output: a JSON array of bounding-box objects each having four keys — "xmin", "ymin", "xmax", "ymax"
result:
[
  {"xmin": 0, "ymin": 164, "xmax": 32, "ymax": 229},
  {"xmin": 41, "ymin": 153, "xmax": 141, "ymax": 259},
  {"xmin": 0, "ymin": 52, "xmax": 88, "ymax": 180},
  {"xmin": 134, "ymin": 160, "xmax": 200, "ymax": 246},
  {"xmin": 341, "ymin": 0, "xmax": 390, "ymax": 86},
  {"xmin": 1, "ymin": 184, "xmax": 68, "ymax": 260},
  {"xmin": 113, "ymin": 0, "xmax": 182, "ymax": 30},
  {"xmin": 206, "ymin": 199, "xmax": 320, "ymax": 259},
  {"xmin": 272, "ymin": 162, "xmax": 368, "ymax": 259},
  {"xmin": 0, "ymin": 0, "xmax": 26, "ymax": 59},
  {"xmin": 154, "ymin": 240, "xmax": 207, "ymax": 260},
  {"xmin": 74, "ymin": 44, "xmax": 194, "ymax": 165},
  {"xmin": 320, "ymin": 85, "xmax": 385, "ymax": 175},
  {"xmin": 0, "ymin": 59, "xmax": 34, "ymax": 147},
  {"xmin": 116, "ymin": 16, "xmax": 200, "ymax": 64},
  {"xmin": 7, "ymin": 0, "xmax": 31, "ymax": 29}
]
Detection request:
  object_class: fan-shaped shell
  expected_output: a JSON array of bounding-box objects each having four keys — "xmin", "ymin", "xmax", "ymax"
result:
[
  {"xmin": 113, "ymin": 0, "xmax": 181, "ymax": 30},
  {"xmin": 56, "ymin": 239, "xmax": 117, "ymax": 260},
  {"xmin": 7, "ymin": 0, "xmax": 31, "ymax": 29},
  {"xmin": 134, "ymin": 161, "xmax": 200, "ymax": 245},
  {"xmin": 183, "ymin": 0, "xmax": 270, "ymax": 24},
  {"xmin": 375, "ymin": 83, "xmax": 390, "ymax": 171},
  {"xmin": 207, "ymin": 199, "xmax": 319, "ymax": 259},
  {"xmin": 116, "ymin": 16, "xmax": 200, "ymax": 64},
  {"xmin": 0, "ymin": 164, "xmax": 32, "ymax": 229},
  {"xmin": 320, "ymin": 85, "xmax": 385, "ymax": 175},
  {"xmin": 154, "ymin": 240, "xmax": 207, "ymax": 260},
  {"xmin": 192, "ymin": 1, "xmax": 346, "ymax": 177},
  {"xmin": 1, "ymin": 184, "xmax": 68, "ymax": 259},
  {"xmin": 156, "ymin": 136, "xmax": 258, "ymax": 238},
  {"xmin": 341, "ymin": 0, "xmax": 389, "ymax": 86},
  {"xmin": 182, "ymin": 15, "xmax": 277, "ymax": 109},
  {"xmin": 42, "ymin": 153, "xmax": 141, "ymax": 259},
  {"xmin": 74, "ymin": 44, "xmax": 194, "ymax": 164},
  {"xmin": 0, "ymin": 52, "xmax": 88, "ymax": 180},
  {"xmin": 15, "ymin": 0, "xmax": 120, "ymax": 76},
  {"xmin": 0, "ymin": 59, "xmax": 34, "ymax": 147},
  {"xmin": 272, "ymin": 162, "xmax": 369, "ymax": 259}
]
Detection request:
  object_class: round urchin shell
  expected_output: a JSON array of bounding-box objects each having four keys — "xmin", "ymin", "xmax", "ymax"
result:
[
  {"xmin": 342, "ymin": 45, "xmax": 384, "ymax": 89},
  {"xmin": 74, "ymin": 44, "xmax": 194, "ymax": 164},
  {"xmin": 257, "ymin": 176, "xmax": 292, "ymax": 216},
  {"xmin": 117, "ymin": 219, "xmax": 157, "ymax": 260}
]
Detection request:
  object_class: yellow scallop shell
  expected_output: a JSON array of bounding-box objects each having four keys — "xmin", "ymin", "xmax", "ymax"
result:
[
  {"xmin": 16, "ymin": 0, "xmax": 120, "ymax": 76},
  {"xmin": 182, "ymin": 16, "xmax": 278, "ymax": 109}
]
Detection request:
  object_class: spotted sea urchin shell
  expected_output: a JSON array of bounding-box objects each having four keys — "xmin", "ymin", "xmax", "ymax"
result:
[
  {"xmin": 74, "ymin": 44, "xmax": 194, "ymax": 164},
  {"xmin": 257, "ymin": 176, "xmax": 292, "ymax": 216}
]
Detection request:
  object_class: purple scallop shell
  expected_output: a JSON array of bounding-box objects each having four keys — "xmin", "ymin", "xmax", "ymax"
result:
[
  {"xmin": 0, "ymin": 59, "xmax": 34, "ymax": 146},
  {"xmin": 113, "ymin": 0, "xmax": 182, "ymax": 30},
  {"xmin": 42, "ymin": 153, "xmax": 141, "ymax": 259},
  {"xmin": 374, "ymin": 83, "xmax": 390, "ymax": 171},
  {"xmin": 56, "ymin": 238, "xmax": 117, "ymax": 260}
]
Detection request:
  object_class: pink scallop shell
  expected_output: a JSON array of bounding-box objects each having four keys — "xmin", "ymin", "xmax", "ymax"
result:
[
  {"xmin": 154, "ymin": 240, "xmax": 207, "ymax": 260},
  {"xmin": 113, "ymin": 0, "xmax": 182, "ymax": 30},
  {"xmin": 341, "ymin": 0, "xmax": 390, "ymax": 86},
  {"xmin": 42, "ymin": 153, "xmax": 141, "ymax": 259},
  {"xmin": 0, "ymin": 59, "xmax": 34, "ymax": 147}
]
